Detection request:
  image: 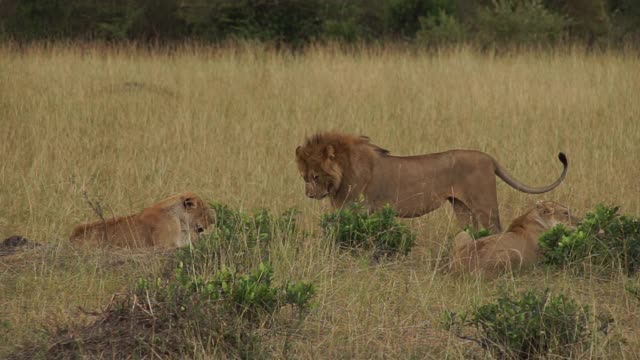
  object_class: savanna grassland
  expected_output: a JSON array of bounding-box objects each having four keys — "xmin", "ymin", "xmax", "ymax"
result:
[{"xmin": 1, "ymin": 43, "xmax": 640, "ymax": 358}]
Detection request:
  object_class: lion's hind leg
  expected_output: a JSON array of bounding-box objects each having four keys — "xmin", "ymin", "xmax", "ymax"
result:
[{"xmin": 448, "ymin": 197, "xmax": 476, "ymax": 230}]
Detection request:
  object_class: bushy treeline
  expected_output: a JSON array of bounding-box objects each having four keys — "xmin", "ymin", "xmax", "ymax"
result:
[{"xmin": 0, "ymin": 0, "xmax": 638, "ymax": 49}]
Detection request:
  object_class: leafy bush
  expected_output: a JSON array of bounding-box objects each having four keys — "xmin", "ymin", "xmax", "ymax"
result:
[
  {"xmin": 417, "ymin": 9, "xmax": 467, "ymax": 47},
  {"xmin": 444, "ymin": 289, "xmax": 592, "ymax": 358},
  {"xmin": 539, "ymin": 204, "xmax": 640, "ymax": 275},
  {"xmin": 476, "ymin": 0, "xmax": 568, "ymax": 47},
  {"xmin": 321, "ymin": 202, "xmax": 416, "ymax": 257},
  {"xmin": 209, "ymin": 202, "xmax": 298, "ymax": 246},
  {"xmin": 171, "ymin": 261, "xmax": 315, "ymax": 315},
  {"xmin": 176, "ymin": 203, "xmax": 299, "ymax": 276},
  {"xmin": 135, "ymin": 261, "xmax": 313, "ymax": 355}
]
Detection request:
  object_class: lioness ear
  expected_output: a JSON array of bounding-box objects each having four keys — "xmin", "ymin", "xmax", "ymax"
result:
[
  {"xmin": 183, "ymin": 197, "xmax": 196, "ymax": 209},
  {"xmin": 324, "ymin": 145, "xmax": 335, "ymax": 160}
]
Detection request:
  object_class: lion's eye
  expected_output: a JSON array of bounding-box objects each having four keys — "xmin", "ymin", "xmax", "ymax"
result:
[{"xmin": 312, "ymin": 174, "xmax": 320, "ymax": 181}]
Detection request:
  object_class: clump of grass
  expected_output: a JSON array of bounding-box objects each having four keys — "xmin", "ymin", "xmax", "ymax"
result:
[
  {"xmin": 539, "ymin": 204, "xmax": 640, "ymax": 275},
  {"xmin": 320, "ymin": 202, "xmax": 416, "ymax": 258},
  {"xmin": 443, "ymin": 289, "xmax": 597, "ymax": 359}
]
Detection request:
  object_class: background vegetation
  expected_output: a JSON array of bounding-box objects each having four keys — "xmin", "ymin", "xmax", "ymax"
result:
[
  {"xmin": 0, "ymin": 0, "xmax": 639, "ymax": 49},
  {"xmin": 0, "ymin": 43, "xmax": 639, "ymax": 357}
]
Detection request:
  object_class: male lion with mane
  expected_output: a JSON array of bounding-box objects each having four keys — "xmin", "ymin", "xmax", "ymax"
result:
[
  {"xmin": 69, "ymin": 192, "xmax": 211, "ymax": 248},
  {"xmin": 295, "ymin": 132, "xmax": 568, "ymax": 232},
  {"xmin": 449, "ymin": 200, "xmax": 580, "ymax": 276}
]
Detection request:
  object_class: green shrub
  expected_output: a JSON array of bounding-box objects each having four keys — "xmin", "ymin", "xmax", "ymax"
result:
[
  {"xmin": 476, "ymin": 0, "xmax": 567, "ymax": 47},
  {"xmin": 320, "ymin": 202, "xmax": 416, "ymax": 257},
  {"xmin": 209, "ymin": 202, "xmax": 298, "ymax": 246},
  {"xmin": 171, "ymin": 261, "xmax": 315, "ymax": 315},
  {"xmin": 416, "ymin": 9, "xmax": 467, "ymax": 47},
  {"xmin": 444, "ymin": 289, "xmax": 592, "ymax": 359},
  {"xmin": 176, "ymin": 203, "xmax": 299, "ymax": 275},
  {"xmin": 539, "ymin": 205, "xmax": 640, "ymax": 275}
]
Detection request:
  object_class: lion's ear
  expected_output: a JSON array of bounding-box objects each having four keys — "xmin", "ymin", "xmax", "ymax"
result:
[
  {"xmin": 324, "ymin": 145, "xmax": 335, "ymax": 160},
  {"xmin": 295, "ymin": 146, "xmax": 302, "ymax": 158},
  {"xmin": 183, "ymin": 197, "xmax": 196, "ymax": 209}
]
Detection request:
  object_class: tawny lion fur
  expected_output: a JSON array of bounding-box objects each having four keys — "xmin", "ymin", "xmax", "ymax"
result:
[
  {"xmin": 449, "ymin": 200, "xmax": 580, "ymax": 276},
  {"xmin": 69, "ymin": 192, "xmax": 211, "ymax": 248},
  {"xmin": 295, "ymin": 132, "xmax": 568, "ymax": 232}
]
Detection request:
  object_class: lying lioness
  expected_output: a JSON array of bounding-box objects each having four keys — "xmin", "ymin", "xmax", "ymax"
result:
[
  {"xmin": 69, "ymin": 192, "xmax": 211, "ymax": 248},
  {"xmin": 449, "ymin": 201, "xmax": 580, "ymax": 276}
]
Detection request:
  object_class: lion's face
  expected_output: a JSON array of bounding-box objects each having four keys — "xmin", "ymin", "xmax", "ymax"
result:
[
  {"xmin": 182, "ymin": 195, "xmax": 212, "ymax": 235},
  {"xmin": 295, "ymin": 144, "xmax": 342, "ymax": 200},
  {"xmin": 536, "ymin": 201, "xmax": 581, "ymax": 229}
]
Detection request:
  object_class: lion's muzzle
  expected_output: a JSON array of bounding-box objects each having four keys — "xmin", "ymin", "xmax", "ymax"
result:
[{"xmin": 305, "ymin": 183, "xmax": 328, "ymax": 200}]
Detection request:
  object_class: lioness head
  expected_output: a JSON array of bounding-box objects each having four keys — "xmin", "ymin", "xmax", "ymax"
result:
[
  {"xmin": 295, "ymin": 140, "xmax": 343, "ymax": 200},
  {"xmin": 534, "ymin": 200, "xmax": 581, "ymax": 229},
  {"xmin": 181, "ymin": 194, "xmax": 212, "ymax": 235}
]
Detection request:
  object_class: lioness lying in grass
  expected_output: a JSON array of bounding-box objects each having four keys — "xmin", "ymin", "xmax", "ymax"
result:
[
  {"xmin": 449, "ymin": 200, "xmax": 580, "ymax": 276},
  {"xmin": 70, "ymin": 192, "xmax": 211, "ymax": 249}
]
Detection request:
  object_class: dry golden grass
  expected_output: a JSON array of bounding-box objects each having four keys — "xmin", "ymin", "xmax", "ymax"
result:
[{"xmin": 1, "ymin": 43, "xmax": 639, "ymax": 358}]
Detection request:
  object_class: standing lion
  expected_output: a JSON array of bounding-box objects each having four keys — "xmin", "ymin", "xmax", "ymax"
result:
[
  {"xmin": 295, "ymin": 132, "xmax": 568, "ymax": 232},
  {"xmin": 69, "ymin": 192, "xmax": 211, "ymax": 248}
]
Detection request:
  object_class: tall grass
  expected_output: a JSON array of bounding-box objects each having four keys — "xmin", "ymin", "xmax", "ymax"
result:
[{"xmin": 1, "ymin": 43, "xmax": 639, "ymax": 358}]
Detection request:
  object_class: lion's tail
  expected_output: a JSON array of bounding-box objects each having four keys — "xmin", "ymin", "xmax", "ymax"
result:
[{"xmin": 494, "ymin": 153, "xmax": 568, "ymax": 194}]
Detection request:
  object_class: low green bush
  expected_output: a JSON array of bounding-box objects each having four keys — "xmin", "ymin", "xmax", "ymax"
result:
[
  {"xmin": 539, "ymin": 205, "xmax": 640, "ymax": 275},
  {"xmin": 321, "ymin": 202, "xmax": 416, "ymax": 257},
  {"xmin": 176, "ymin": 203, "xmax": 299, "ymax": 275},
  {"xmin": 443, "ymin": 289, "xmax": 593, "ymax": 359},
  {"xmin": 209, "ymin": 202, "xmax": 298, "ymax": 246},
  {"xmin": 133, "ymin": 260, "xmax": 314, "ymax": 355},
  {"xmin": 167, "ymin": 261, "xmax": 315, "ymax": 316}
]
